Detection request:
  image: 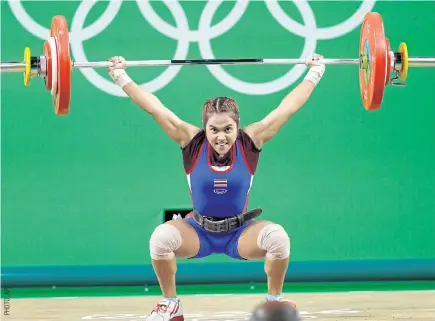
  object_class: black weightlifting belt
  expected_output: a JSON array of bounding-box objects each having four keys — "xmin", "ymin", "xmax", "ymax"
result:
[{"xmin": 192, "ymin": 208, "xmax": 263, "ymax": 233}]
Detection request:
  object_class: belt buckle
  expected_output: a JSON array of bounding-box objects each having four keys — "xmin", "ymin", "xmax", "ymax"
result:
[
  {"xmin": 225, "ymin": 218, "xmax": 230, "ymax": 231},
  {"xmin": 228, "ymin": 217, "xmax": 238, "ymax": 230},
  {"xmin": 217, "ymin": 218, "xmax": 231, "ymax": 232},
  {"xmin": 207, "ymin": 218, "xmax": 226, "ymax": 233},
  {"xmin": 202, "ymin": 216, "xmax": 239, "ymax": 233}
]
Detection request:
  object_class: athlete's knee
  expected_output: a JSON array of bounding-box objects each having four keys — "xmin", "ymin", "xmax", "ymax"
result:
[
  {"xmin": 149, "ymin": 223, "xmax": 182, "ymax": 260},
  {"xmin": 257, "ymin": 223, "xmax": 290, "ymax": 260}
]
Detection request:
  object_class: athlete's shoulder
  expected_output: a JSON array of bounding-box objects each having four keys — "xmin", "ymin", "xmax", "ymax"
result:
[
  {"xmin": 182, "ymin": 129, "xmax": 206, "ymax": 149},
  {"xmin": 238, "ymin": 129, "xmax": 262, "ymax": 154},
  {"xmin": 181, "ymin": 129, "xmax": 206, "ymax": 173},
  {"xmin": 238, "ymin": 129, "xmax": 261, "ymax": 174}
]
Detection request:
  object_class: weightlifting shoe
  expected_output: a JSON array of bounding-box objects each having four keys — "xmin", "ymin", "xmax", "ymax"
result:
[{"xmin": 144, "ymin": 298, "xmax": 184, "ymax": 321}]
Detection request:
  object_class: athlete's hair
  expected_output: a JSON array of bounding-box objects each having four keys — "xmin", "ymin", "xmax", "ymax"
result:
[{"xmin": 202, "ymin": 96, "xmax": 240, "ymax": 127}]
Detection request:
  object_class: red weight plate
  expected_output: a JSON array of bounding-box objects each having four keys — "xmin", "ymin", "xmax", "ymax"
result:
[
  {"xmin": 43, "ymin": 41, "xmax": 52, "ymax": 91},
  {"xmin": 359, "ymin": 12, "xmax": 387, "ymax": 111},
  {"xmin": 50, "ymin": 16, "xmax": 71, "ymax": 115},
  {"xmin": 385, "ymin": 37, "xmax": 391, "ymax": 85}
]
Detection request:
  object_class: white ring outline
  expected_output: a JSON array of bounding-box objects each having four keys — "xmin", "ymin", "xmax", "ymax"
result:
[
  {"xmin": 265, "ymin": 0, "xmax": 376, "ymax": 40},
  {"xmin": 8, "ymin": 0, "xmax": 124, "ymax": 41},
  {"xmin": 136, "ymin": 0, "xmax": 250, "ymax": 42},
  {"xmin": 198, "ymin": 0, "xmax": 317, "ymax": 95},
  {"xmin": 70, "ymin": 0, "xmax": 190, "ymax": 96}
]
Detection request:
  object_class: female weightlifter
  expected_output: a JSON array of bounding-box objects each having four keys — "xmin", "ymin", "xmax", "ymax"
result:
[{"xmin": 107, "ymin": 54, "xmax": 325, "ymax": 321}]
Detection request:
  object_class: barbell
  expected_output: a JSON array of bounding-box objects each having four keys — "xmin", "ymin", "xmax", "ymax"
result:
[{"xmin": 1, "ymin": 12, "xmax": 434, "ymax": 115}]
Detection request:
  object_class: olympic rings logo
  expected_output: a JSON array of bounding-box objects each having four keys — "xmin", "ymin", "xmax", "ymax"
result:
[{"xmin": 9, "ymin": 0, "xmax": 376, "ymax": 97}]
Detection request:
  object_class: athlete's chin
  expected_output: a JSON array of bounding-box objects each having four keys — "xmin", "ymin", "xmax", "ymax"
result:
[{"xmin": 214, "ymin": 144, "xmax": 231, "ymax": 155}]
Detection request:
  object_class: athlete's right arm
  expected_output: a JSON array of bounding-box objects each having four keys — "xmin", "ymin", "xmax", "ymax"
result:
[
  {"xmin": 107, "ymin": 56, "xmax": 200, "ymax": 147},
  {"xmin": 122, "ymin": 82, "xmax": 200, "ymax": 147}
]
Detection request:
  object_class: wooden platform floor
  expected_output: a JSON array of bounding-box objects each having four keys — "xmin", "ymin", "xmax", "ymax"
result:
[{"xmin": 3, "ymin": 290, "xmax": 435, "ymax": 321}]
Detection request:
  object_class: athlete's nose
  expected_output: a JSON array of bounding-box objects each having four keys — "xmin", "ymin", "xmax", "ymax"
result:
[{"xmin": 216, "ymin": 134, "xmax": 226, "ymax": 141}]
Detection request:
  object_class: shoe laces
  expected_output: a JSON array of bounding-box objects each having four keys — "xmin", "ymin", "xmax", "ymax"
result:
[{"xmin": 152, "ymin": 302, "xmax": 169, "ymax": 314}]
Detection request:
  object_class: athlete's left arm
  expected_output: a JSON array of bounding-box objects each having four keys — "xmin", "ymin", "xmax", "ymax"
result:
[{"xmin": 244, "ymin": 54, "xmax": 326, "ymax": 149}]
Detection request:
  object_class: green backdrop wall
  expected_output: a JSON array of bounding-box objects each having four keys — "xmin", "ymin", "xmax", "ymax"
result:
[{"xmin": 1, "ymin": 0, "xmax": 435, "ymax": 287}]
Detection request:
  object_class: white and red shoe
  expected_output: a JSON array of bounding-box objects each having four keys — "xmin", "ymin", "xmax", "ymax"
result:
[{"xmin": 144, "ymin": 298, "xmax": 184, "ymax": 321}]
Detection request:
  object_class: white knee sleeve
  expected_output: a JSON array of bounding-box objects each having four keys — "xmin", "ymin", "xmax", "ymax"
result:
[
  {"xmin": 149, "ymin": 224, "xmax": 182, "ymax": 260},
  {"xmin": 257, "ymin": 224, "xmax": 290, "ymax": 260}
]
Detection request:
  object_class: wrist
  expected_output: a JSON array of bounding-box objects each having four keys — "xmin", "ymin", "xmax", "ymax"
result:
[
  {"xmin": 304, "ymin": 65, "xmax": 325, "ymax": 86},
  {"xmin": 109, "ymin": 69, "xmax": 133, "ymax": 88}
]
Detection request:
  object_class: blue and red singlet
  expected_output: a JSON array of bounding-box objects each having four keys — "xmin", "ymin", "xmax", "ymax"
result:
[{"xmin": 182, "ymin": 129, "xmax": 261, "ymax": 218}]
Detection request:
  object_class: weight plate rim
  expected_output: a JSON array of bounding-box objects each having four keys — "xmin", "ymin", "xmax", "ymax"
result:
[
  {"xmin": 23, "ymin": 47, "xmax": 31, "ymax": 86},
  {"xmin": 359, "ymin": 12, "xmax": 387, "ymax": 111},
  {"xmin": 399, "ymin": 42, "xmax": 408, "ymax": 81},
  {"xmin": 50, "ymin": 15, "xmax": 71, "ymax": 116}
]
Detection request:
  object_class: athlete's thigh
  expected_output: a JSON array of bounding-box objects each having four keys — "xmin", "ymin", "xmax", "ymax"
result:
[
  {"xmin": 237, "ymin": 220, "xmax": 273, "ymax": 260},
  {"xmin": 165, "ymin": 219, "xmax": 201, "ymax": 259}
]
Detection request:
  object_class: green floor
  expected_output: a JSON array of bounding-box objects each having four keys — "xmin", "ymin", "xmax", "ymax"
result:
[{"xmin": 3, "ymin": 281, "xmax": 435, "ymax": 299}]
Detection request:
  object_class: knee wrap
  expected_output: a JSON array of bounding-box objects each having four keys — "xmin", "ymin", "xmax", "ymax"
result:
[
  {"xmin": 257, "ymin": 224, "xmax": 290, "ymax": 260},
  {"xmin": 149, "ymin": 224, "xmax": 182, "ymax": 260}
]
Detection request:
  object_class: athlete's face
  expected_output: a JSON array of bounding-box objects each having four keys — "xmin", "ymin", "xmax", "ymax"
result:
[{"xmin": 205, "ymin": 113, "xmax": 238, "ymax": 156}]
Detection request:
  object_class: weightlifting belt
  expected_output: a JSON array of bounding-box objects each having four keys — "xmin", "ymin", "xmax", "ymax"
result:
[{"xmin": 192, "ymin": 208, "xmax": 263, "ymax": 233}]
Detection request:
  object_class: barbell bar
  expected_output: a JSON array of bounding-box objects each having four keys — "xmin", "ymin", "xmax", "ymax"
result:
[
  {"xmin": 1, "ymin": 12, "xmax": 434, "ymax": 116},
  {"xmin": 3, "ymin": 57, "xmax": 435, "ymax": 72},
  {"xmin": 0, "ymin": 58, "xmax": 361, "ymax": 72}
]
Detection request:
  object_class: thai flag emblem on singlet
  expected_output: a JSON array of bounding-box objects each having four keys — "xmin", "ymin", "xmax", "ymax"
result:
[{"xmin": 214, "ymin": 179, "xmax": 228, "ymax": 194}]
